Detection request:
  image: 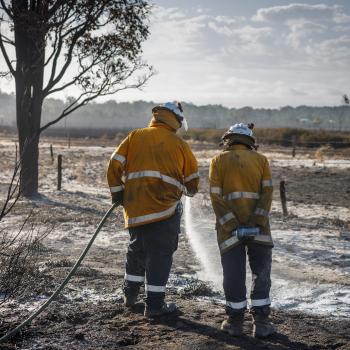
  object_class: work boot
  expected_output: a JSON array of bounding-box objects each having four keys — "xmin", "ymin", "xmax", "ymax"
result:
[
  {"xmin": 144, "ymin": 302, "xmax": 177, "ymax": 318},
  {"xmin": 251, "ymin": 306, "xmax": 276, "ymax": 338},
  {"xmin": 123, "ymin": 294, "xmax": 138, "ymax": 307},
  {"xmin": 221, "ymin": 312, "xmax": 244, "ymax": 337},
  {"xmin": 123, "ymin": 280, "xmax": 141, "ymax": 307}
]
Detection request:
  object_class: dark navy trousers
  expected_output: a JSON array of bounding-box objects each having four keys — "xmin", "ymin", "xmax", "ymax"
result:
[
  {"xmin": 221, "ymin": 243, "xmax": 272, "ymax": 315},
  {"xmin": 123, "ymin": 209, "xmax": 181, "ymax": 308}
]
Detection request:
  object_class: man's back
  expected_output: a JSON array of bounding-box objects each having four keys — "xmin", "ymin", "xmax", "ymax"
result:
[
  {"xmin": 213, "ymin": 145, "xmax": 269, "ymax": 196},
  {"xmin": 107, "ymin": 119, "xmax": 198, "ymax": 228},
  {"xmin": 124, "ymin": 124, "xmax": 188, "ymax": 181}
]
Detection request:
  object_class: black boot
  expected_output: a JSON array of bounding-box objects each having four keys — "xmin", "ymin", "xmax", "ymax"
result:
[
  {"xmin": 144, "ymin": 302, "xmax": 177, "ymax": 318},
  {"xmin": 251, "ymin": 306, "xmax": 276, "ymax": 338},
  {"xmin": 221, "ymin": 311, "xmax": 245, "ymax": 336},
  {"xmin": 123, "ymin": 280, "xmax": 141, "ymax": 307}
]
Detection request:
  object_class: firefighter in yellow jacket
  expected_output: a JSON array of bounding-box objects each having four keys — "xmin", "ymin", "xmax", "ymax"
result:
[
  {"xmin": 209, "ymin": 123, "xmax": 275, "ymax": 338},
  {"xmin": 107, "ymin": 102, "xmax": 199, "ymax": 317}
]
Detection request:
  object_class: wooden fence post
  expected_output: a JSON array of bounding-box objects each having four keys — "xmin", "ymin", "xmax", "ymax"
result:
[
  {"xmin": 292, "ymin": 135, "xmax": 296, "ymax": 158},
  {"xmin": 280, "ymin": 180, "xmax": 288, "ymax": 216},
  {"xmin": 57, "ymin": 154, "xmax": 62, "ymax": 190},
  {"xmin": 50, "ymin": 144, "xmax": 54, "ymax": 163}
]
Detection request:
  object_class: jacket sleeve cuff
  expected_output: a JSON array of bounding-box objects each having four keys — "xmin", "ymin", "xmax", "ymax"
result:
[
  {"xmin": 185, "ymin": 178, "xmax": 199, "ymax": 196},
  {"xmin": 218, "ymin": 212, "xmax": 239, "ymax": 232},
  {"xmin": 251, "ymin": 208, "xmax": 269, "ymax": 227}
]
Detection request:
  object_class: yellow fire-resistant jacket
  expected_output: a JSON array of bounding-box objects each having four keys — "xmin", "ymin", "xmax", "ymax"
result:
[
  {"xmin": 107, "ymin": 120, "xmax": 199, "ymax": 228},
  {"xmin": 209, "ymin": 144, "xmax": 273, "ymax": 254}
]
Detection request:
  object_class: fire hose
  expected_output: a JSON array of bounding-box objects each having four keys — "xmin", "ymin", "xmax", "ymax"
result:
[{"xmin": 0, "ymin": 203, "xmax": 118, "ymax": 344}]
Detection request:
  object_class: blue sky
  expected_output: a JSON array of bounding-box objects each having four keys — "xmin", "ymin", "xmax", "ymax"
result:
[{"xmin": 1, "ymin": 1, "xmax": 350, "ymax": 107}]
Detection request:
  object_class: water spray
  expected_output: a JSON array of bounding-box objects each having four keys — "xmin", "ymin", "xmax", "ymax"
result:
[{"xmin": 184, "ymin": 196, "xmax": 223, "ymax": 290}]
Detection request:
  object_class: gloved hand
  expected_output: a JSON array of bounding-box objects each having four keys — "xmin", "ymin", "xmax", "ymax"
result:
[
  {"xmin": 175, "ymin": 201, "xmax": 183, "ymax": 216},
  {"xmin": 233, "ymin": 226, "xmax": 260, "ymax": 241},
  {"xmin": 111, "ymin": 191, "xmax": 123, "ymax": 206}
]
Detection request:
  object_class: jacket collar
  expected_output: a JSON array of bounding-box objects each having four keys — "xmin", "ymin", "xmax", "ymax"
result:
[
  {"xmin": 149, "ymin": 118, "xmax": 176, "ymax": 132},
  {"xmin": 226, "ymin": 144, "xmax": 251, "ymax": 151}
]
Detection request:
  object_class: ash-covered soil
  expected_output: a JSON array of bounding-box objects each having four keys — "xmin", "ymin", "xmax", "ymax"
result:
[{"xmin": 0, "ymin": 134, "xmax": 349, "ymax": 349}]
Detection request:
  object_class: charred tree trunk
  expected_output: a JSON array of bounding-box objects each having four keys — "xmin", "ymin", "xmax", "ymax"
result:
[{"xmin": 14, "ymin": 2, "xmax": 46, "ymax": 197}]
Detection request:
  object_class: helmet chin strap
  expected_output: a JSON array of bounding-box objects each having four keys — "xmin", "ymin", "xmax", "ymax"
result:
[{"xmin": 182, "ymin": 117, "xmax": 189, "ymax": 131}]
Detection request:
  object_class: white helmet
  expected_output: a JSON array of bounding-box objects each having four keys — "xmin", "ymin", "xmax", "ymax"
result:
[
  {"xmin": 152, "ymin": 101, "xmax": 188, "ymax": 131},
  {"xmin": 221, "ymin": 122, "xmax": 256, "ymax": 148},
  {"xmin": 227, "ymin": 123, "xmax": 253, "ymax": 137}
]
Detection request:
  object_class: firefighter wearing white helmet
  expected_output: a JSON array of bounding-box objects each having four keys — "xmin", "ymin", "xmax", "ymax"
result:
[
  {"xmin": 107, "ymin": 101, "xmax": 199, "ymax": 318},
  {"xmin": 209, "ymin": 122, "xmax": 275, "ymax": 338},
  {"xmin": 153, "ymin": 102, "xmax": 189, "ymax": 131}
]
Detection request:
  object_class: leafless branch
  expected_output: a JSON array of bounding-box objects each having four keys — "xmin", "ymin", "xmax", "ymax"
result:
[
  {"xmin": 0, "ymin": 27, "xmax": 15, "ymax": 76},
  {"xmin": 44, "ymin": 3, "xmax": 107, "ymax": 94},
  {"xmin": 0, "ymin": 33, "xmax": 14, "ymax": 45},
  {"xmin": 40, "ymin": 65, "xmax": 154, "ymax": 134},
  {"xmin": 44, "ymin": 22, "xmax": 89, "ymax": 93},
  {"xmin": 47, "ymin": 0, "xmax": 67, "ymax": 19},
  {"xmin": 0, "ymin": 151, "xmax": 20, "ymax": 221},
  {"xmin": 0, "ymin": 0, "xmax": 13, "ymax": 19},
  {"xmin": 0, "ymin": 69, "xmax": 11, "ymax": 79}
]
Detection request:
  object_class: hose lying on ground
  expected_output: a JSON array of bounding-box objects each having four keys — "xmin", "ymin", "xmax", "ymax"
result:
[{"xmin": 0, "ymin": 203, "xmax": 118, "ymax": 344}]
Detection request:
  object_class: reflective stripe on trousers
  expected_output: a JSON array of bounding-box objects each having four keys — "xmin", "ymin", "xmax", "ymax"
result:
[
  {"xmin": 226, "ymin": 300, "xmax": 247, "ymax": 310},
  {"xmin": 124, "ymin": 273, "xmax": 145, "ymax": 283},
  {"xmin": 251, "ymin": 298, "xmax": 271, "ymax": 307},
  {"xmin": 226, "ymin": 299, "xmax": 271, "ymax": 309},
  {"xmin": 145, "ymin": 284, "xmax": 166, "ymax": 293}
]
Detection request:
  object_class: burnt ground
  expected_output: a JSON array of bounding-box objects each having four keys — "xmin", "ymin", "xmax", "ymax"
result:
[{"xmin": 0, "ymin": 135, "xmax": 349, "ymax": 349}]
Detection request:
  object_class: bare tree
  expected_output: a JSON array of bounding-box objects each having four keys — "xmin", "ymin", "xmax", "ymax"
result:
[{"xmin": 0, "ymin": 0, "xmax": 153, "ymax": 197}]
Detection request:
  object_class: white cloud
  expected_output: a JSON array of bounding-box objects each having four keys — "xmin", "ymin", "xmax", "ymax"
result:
[
  {"xmin": 213, "ymin": 15, "xmax": 245, "ymax": 25},
  {"xmin": 145, "ymin": 7, "xmax": 208, "ymax": 59},
  {"xmin": 1, "ymin": 3, "xmax": 349, "ymax": 108},
  {"xmin": 135, "ymin": 5, "xmax": 350, "ymax": 107},
  {"xmin": 207, "ymin": 21, "xmax": 234, "ymax": 36},
  {"xmin": 311, "ymin": 35, "xmax": 350, "ymax": 64},
  {"xmin": 334, "ymin": 12, "xmax": 350, "ymax": 23},
  {"xmin": 253, "ymin": 3, "xmax": 340, "ymax": 23},
  {"xmin": 233, "ymin": 25, "xmax": 272, "ymax": 43},
  {"xmin": 286, "ymin": 19, "xmax": 326, "ymax": 49}
]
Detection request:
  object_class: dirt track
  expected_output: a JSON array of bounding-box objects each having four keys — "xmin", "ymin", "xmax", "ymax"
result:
[{"xmin": 0, "ymin": 135, "xmax": 349, "ymax": 349}]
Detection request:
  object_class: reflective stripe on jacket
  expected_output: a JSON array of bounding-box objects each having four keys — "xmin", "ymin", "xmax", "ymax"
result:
[
  {"xmin": 107, "ymin": 120, "xmax": 199, "ymax": 228},
  {"xmin": 209, "ymin": 144, "xmax": 273, "ymax": 253}
]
